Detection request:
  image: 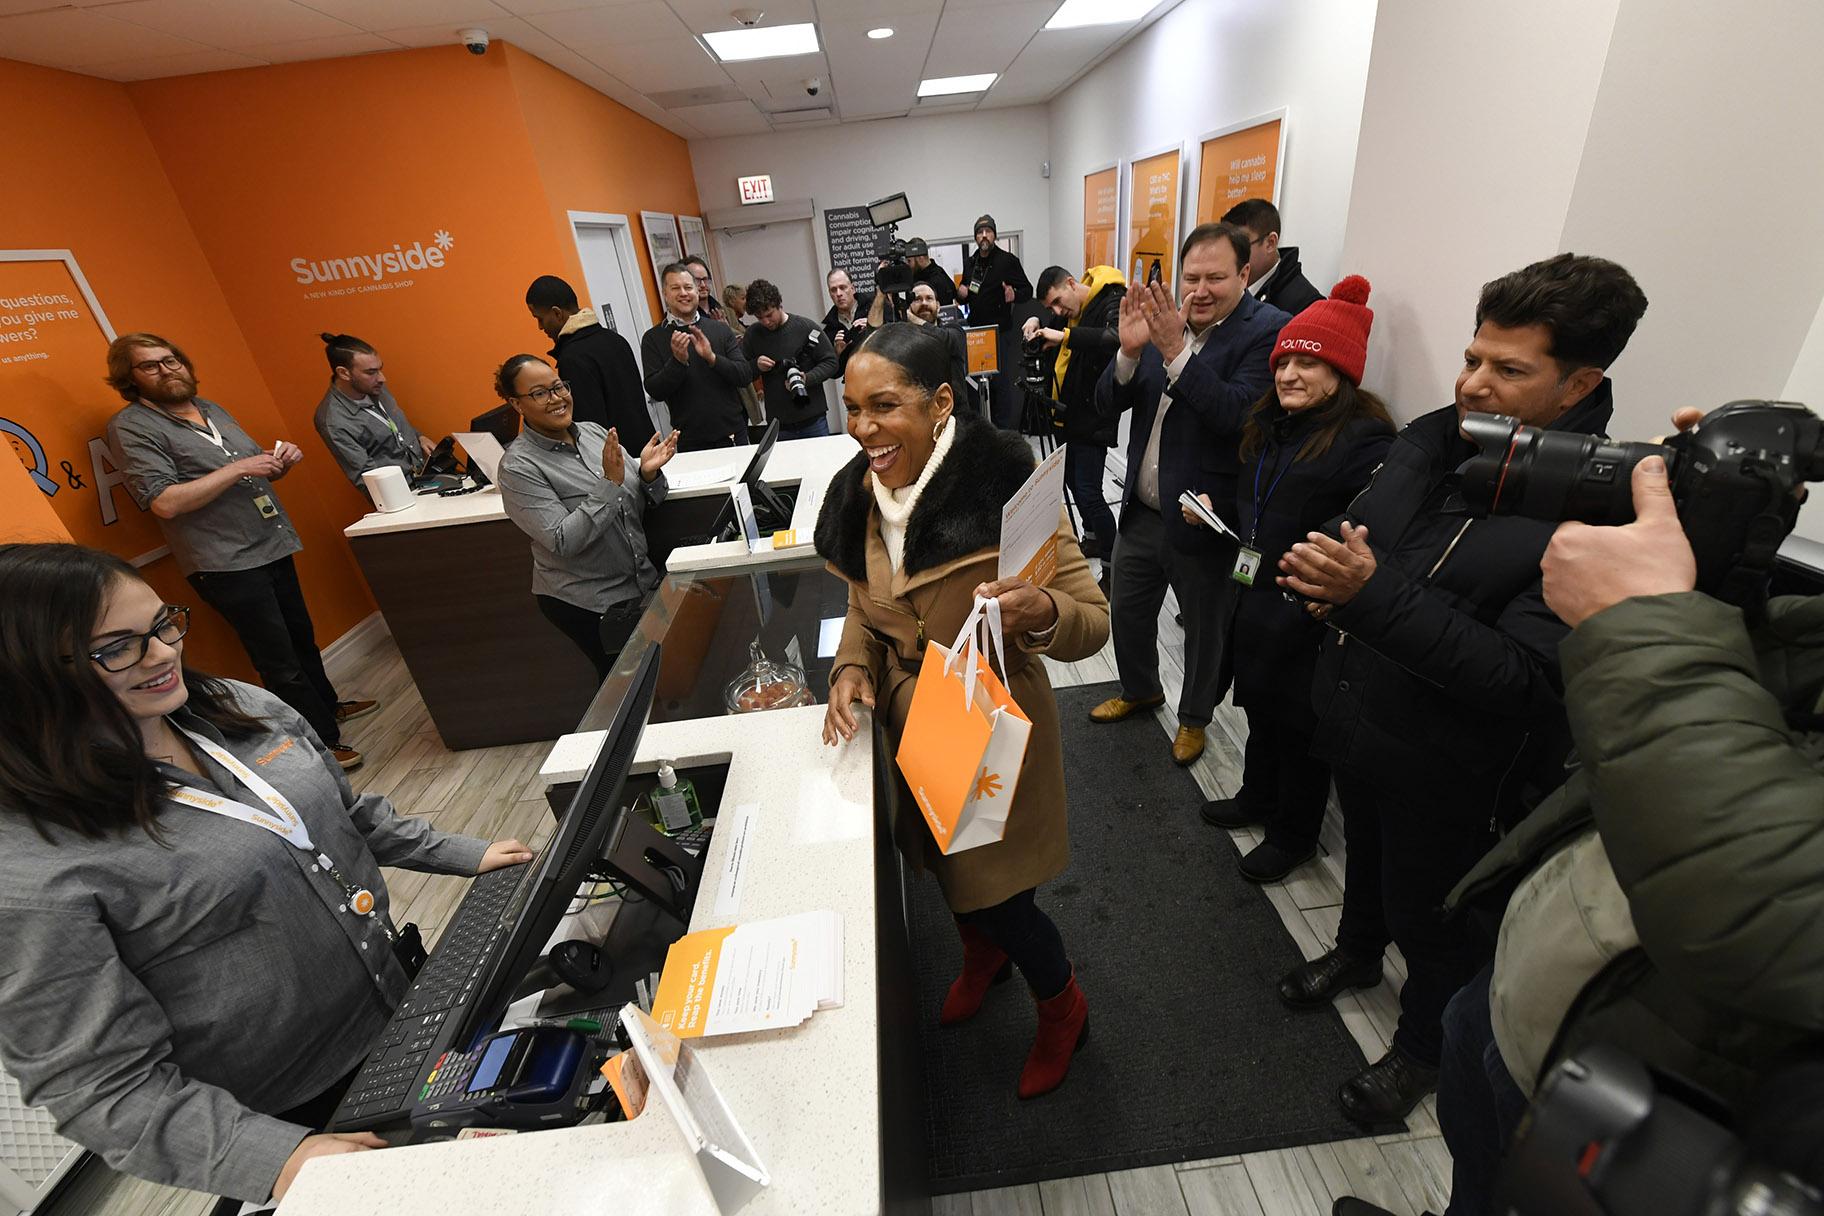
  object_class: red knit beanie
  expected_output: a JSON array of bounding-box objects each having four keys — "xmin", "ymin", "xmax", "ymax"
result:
[{"xmin": 1270, "ymin": 275, "xmax": 1374, "ymax": 385}]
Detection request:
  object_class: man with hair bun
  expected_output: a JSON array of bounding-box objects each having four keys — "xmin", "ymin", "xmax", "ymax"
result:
[{"xmin": 311, "ymin": 332, "xmax": 433, "ymax": 491}]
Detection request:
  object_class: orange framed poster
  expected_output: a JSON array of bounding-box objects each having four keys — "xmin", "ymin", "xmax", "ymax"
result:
[
  {"xmin": 1126, "ymin": 147, "xmax": 1182, "ymax": 291},
  {"xmin": 1083, "ymin": 164, "xmax": 1118, "ymax": 271},
  {"xmin": 1196, "ymin": 112, "xmax": 1286, "ymax": 225}
]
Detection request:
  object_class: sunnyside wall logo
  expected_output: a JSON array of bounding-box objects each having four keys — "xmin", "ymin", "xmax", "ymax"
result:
[{"xmin": 290, "ymin": 230, "xmax": 454, "ymax": 300}]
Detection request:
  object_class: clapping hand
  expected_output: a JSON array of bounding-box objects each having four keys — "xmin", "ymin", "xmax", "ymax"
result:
[
  {"xmin": 688, "ymin": 325, "xmax": 716, "ymax": 363},
  {"xmin": 1137, "ymin": 281, "xmax": 1189, "ymax": 361},
  {"xmin": 601, "ymin": 427, "xmax": 626, "ymax": 484},
  {"xmin": 1002, "ymin": 283, "xmax": 1016, "ymax": 304},
  {"xmin": 669, "ymin": 329, "xmax": 693, "ymax": 363},
  {"xmin": 1116, "ymin": 290, "xmax": 1151, "ymax": 358},
  {"xmin": 640, "ymin": 429, "xmax": 680, "ymax": 481},
  {"xmin": 1278, "ymin": 522, "xmax": 1377, "ymax": 612}
]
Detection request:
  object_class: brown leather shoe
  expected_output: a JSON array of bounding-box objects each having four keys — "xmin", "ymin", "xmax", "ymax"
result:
[
  {"xmin": 334, "ymin": 698, "xmax": 379, "ymax": 724},
  {"xmin": 1171, "ymin": 725, "xmax": 1205, "ymax": 765},
  {"xmin": 331, "ymin": 745, "xmax": 364, "ymax": 772},
  {"xmin": 1088, "ymin": 693, "xmax": 1164, "ymax": 723}
]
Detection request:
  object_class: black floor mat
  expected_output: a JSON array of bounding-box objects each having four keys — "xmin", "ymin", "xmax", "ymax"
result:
[{"xmin": 911, "ymin": 681, "xmax": 1384, "ymax": 1193}]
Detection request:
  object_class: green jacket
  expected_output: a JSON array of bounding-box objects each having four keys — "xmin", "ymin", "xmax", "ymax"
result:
[{"xmin": 1448, "ymin": 591, "xmax": 1824, "ymax": 1104}]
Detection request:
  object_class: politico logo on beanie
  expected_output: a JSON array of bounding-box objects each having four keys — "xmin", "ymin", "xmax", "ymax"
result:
[{"xmin": 1271, "ymin": 275, "xmax": 1374, "ymax": 386}]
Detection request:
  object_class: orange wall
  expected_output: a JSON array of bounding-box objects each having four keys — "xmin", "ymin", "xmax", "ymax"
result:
[
  {"xmin": 505, "ymin": 46, "xmax": 704, "ymax": 327},
  {"xmin": 0, "ymin": 449, "xmax": 73, "ymax": 543},
  {"xmin": 0, "ymin": 58, "xmax": 359, "ymax": 680}
]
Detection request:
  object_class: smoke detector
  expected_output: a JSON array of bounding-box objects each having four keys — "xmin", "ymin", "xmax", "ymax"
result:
[{"xmin": 730, "ymin": 7, "xmax": 765, "ymax": 26}]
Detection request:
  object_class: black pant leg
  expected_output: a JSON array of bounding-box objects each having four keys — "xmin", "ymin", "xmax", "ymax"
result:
[
  {"xmin": 596, "ymin": 597, "xmax": 645, "ymax": 670},
  {"xmin": 1332, "ymin": 773, "xmax": 1392, "ymax": 961},
  {"xmin": 1063, "ymin": 442, "xmax": 1116, "ymax": 544},
  {"xmin": 1236, "ymin": 707, "xmax": 1281, "ymax": 813},
  {"xmin": 1108, "ymin": 506, "xmax": 1172, "ymax": 703},
  {"xmin": 536, "ymin": 595, "xmax": 611, "ymax": 681},
  {"xmin": 188, "ymin": 564, "xmax": 341, "ymax": 747},
  {"xmin": 1380, "ymin": 793, "xmax": 1497, "ymax": 1066},
  {"xmin": 1260, "ymin": 715, "xmax": 1331, "ymax": 855},
  {"xmin": 957, "ymin": 887, "xmax": 1072, "ymax": 998},
  {"xmin": 266, "ymin": 555, "xmax": 340, "ymax": 715}
]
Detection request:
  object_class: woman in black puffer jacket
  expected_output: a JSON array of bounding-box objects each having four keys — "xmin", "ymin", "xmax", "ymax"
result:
[{"xmin": 1187, "ymin": 276, "xmax": 1394, "ymax": 881}]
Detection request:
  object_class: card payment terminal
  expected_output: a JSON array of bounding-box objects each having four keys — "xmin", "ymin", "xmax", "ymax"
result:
[{"xmin": 411, "ymin": 1026, "xmax": 596, "ymax": 1135}]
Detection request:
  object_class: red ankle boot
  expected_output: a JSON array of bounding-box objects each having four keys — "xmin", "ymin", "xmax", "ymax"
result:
[
  {"xmin": 940, "ymin": 922, "xmax": 1012, "ymax": 1025},
  {"xmin": 1018, "ymin": 971, "xmax": 1089, "ymax": 1099}
]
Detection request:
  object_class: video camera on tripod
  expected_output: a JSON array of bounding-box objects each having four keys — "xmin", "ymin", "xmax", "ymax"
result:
[{"xmin": 866, "ymin": 191, "xmax": 916, "ymax": 302}]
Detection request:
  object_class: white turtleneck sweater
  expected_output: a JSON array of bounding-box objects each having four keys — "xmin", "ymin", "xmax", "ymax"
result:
[{"xmin": 870, "ymin": 415, "xmax": 957, "ymax": 571}]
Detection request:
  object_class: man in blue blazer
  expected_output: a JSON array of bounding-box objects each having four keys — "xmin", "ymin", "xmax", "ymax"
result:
[{"xmin": 1089, "ymin": 223, "xmax": 1289, "ymax": 765}]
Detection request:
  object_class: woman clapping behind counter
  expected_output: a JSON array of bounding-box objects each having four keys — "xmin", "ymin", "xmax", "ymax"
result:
[
  {"xmin": 1186, "ymin": 277, "xmax": 1394, "ymax": 881},
  {"xmin": 0, "ymin": 543, "xmax": 531, "ymax": 1204},
  {"xmin": 494, "ymin": 354, "xmax": 679, "ymax": 679},
  {"xmin": 815, "ymin": 323, "xmax": 1110, "ymax": 1099}
]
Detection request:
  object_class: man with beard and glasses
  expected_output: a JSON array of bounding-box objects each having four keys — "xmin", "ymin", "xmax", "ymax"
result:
[{"xmin": 105, "ymin": 333, "xmax": 374, "ymax": 770}]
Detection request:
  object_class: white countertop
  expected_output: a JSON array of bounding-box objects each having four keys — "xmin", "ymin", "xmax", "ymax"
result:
[
  {"xmin": 343, "ymin": 434, "xmax": 858, "ymax": 555},
  {"xmin": 279, "ymin": 704, "xmax": 883, "ymax": 1216}
]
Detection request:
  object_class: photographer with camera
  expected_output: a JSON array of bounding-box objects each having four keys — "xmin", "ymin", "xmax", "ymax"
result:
[
  {"xmin": 742, "ymin": 279, "xmax": 839, "ymax": 439},
  {"xmin": 1337, "ymin": 407, "xmax": 1824, "ymax": 1216},
  {"xmin": 639, "ymin": 261, "xmax": 753, "ymax": 450},
  {"xmin": 955, "ymin": 215, "xmax": 1032, "ymax": 430},
  {"xmin": 1273, "ymin": 253, "xmax": 1648, "ymax": 1131},
  {"xmin": 1025, "ymin": 264, "xmax": 1127, "ymax": 560},
  {"xmin": 823, "ymin": 269, "xmax": 875, "ymax": 376}
]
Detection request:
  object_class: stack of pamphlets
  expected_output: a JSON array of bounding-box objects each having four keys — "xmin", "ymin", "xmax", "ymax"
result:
[{"xmin": 649, "ymin": 911, "xmax": 843, "ymax": 1038}]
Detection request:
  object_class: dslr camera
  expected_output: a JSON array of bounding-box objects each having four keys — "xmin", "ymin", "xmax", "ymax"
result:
[
  {"xmin": 1456, "ymin": 400, "xmax": 1824, "ymax": 607},
  {"xmin": 778, "ymin": 356, "xmax": 809, "ymax": 406}
]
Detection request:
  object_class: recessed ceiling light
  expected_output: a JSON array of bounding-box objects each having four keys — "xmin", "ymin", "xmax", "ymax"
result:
[
  {"xmin": 917, "ymin": 73, "xmax": 997, "ymax": 97},
  {"xmin": 1044, "ymin": 0, "xmax": 1164, "ymax": 30},
  {"xmin": 702, "ymin": 21, "xmax": 820, "ymax": 62},
  {"xmin": 867, "ymin": 27, "xmax": 894, "ymax": 40}
]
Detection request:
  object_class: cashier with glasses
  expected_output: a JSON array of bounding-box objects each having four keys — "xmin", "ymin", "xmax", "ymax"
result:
[
  {"xmin": 311, "ymin": 332, "xmax": 435, "ymax": 490},
  {"xmin": 493, "ymin": 354, "xmax": 680, "ymax": 679},
  {"xmin": 0, "ymin": 544, "xmax": 533, "ymax": 1204}
]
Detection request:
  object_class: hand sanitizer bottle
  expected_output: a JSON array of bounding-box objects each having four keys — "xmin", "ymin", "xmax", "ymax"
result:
[{"xmin": 649, "ymin": 761, "xmax": 702, "ymax": 833}]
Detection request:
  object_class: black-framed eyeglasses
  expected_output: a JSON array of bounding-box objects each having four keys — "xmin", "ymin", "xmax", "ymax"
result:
[
  {"xmin": 514, "ymin": 381, "xmax": 572, "ymax": 405},
  {"xmin": 132, "ymin": 355, "xmax": 187, "ymax": 374},
  {"xmin": 79, "ymin": 605, "xmax": 192, "ymax": 672}
]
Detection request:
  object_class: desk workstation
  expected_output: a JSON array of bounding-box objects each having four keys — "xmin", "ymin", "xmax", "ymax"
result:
[
  {"xmin": 275, "ymin": 568, "xmax": 925, "ymax": 1215},
  {"xmin": 341, "ymin": 432, "xmax": 857, "ymax": 750}
]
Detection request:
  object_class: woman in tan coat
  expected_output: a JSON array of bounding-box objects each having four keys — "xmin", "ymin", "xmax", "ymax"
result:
[{"xmin": 814, "ymin": 323, "xmax": 1110, "ymax": 1098}]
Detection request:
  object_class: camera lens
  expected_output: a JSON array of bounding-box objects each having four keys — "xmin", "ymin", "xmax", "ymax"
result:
[{"xmin": 1456, "ymin": 411, "xmax": 1672, "ymax": 525}]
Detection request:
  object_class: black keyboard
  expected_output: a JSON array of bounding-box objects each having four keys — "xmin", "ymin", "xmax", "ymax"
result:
[{"xmin": 328, "ymin": 865, "xmax": 525, "ymax": 1131}]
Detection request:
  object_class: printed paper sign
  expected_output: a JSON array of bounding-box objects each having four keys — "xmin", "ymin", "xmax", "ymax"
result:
[{"xmin": 998, "ymin": 444, "xmax": 1068, "ymax": 585}]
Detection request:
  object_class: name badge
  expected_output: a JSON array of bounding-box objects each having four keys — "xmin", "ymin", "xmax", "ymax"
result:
[
  {"xmin": 253, "ymin": 494, "xmax": 279, "ymax": 519},
  {"xmin": 1232, "ymin": 545, "xmax": 1263, "ymax": 586}
]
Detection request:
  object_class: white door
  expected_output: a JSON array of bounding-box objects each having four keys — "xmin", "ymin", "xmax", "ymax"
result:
[
  {"xmin": 713, "ymin": 219, "xmax": 823, "ymax": 331},
  {"xmin": 569, "ymin": 215, "xmax": 650, "ymax": 372}
]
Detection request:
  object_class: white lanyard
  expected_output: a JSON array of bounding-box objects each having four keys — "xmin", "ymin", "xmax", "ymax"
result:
[
  {"xmin": 363, "ymin": 404, "xmax": 401, "ymax": 439},
  {"xmin": 166, "ymin": 724, "xmax": 386, "ymax": 928}
]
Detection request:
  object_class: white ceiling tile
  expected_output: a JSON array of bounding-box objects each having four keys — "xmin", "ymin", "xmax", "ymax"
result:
[
  {"xmin": 578, "ymin": 35, "xmax": 730, "ymax": 93},
  {"xmin": 104, "ymin": 0, "xmax": 359, "ymax": 45},
  {"xmin": 925, "ymin": 0, "xmax": 1052, "ymax": 76},
  {"xmin": 0, "ymin": 7, "xmax": 211, "ymax": 67},
  {"xmin": 522, "ymin": 1, "xmax": 692, "ymax": 44},
  {"xmin": 233, "ymin": 31, "xmax": 406, "ymax": 63},
  {"xmin": 489, "ymin": 0, "xmax": 642, "ymax": 15},
  {"xmin": 807, "ymin": 0, "xmax": 943, "ymax": 19},
  {"xmin": 668, "ymin": 0, "xmax": 817, "ymax": 36},
  {"xmin": 820, "ymin": 9, "xmax": 937, "ymax": 122},
  {"xmin": 0, "ymin": 0, "xmax": 59, "ymax": 14},
  {"xmin": 377, "ymin": 15, "xmax": 541, "ymax": 48},
  {"xmin": 88, "ymin": 47, "xmax": 271, "ymax": 78},
  {"xmin": 669, "ymin": 99, "xmax": 771, "ymax": 135},
  {"xmin": 299, "ymin": 0, "xmax": 511, "ymax": 30},
  {"xmin": 989, "ymin": 22, "xmax": 1120, "ymax": 100}
]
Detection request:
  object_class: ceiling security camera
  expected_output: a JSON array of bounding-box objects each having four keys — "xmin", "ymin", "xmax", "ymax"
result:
[
  {"xmin": 802, "ymin": 76, "xmax": 822, "ymax": 97},
  {"xmin": 459, "ymin": 28, "xmax": 490, "ymax": 55}
]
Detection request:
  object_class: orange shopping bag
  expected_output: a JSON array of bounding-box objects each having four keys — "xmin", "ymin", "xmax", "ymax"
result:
[{"xmin": 896, "ymin": 597, "xmax": 1032, "ymax": 854}]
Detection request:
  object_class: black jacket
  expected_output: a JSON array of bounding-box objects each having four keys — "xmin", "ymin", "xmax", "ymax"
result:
[
  {"xmin": 1231, "ymin": 407, "xmax": 1395, "ymax": 726},
  {"xmin": 549, "ymin": 321, "xmax": 653, "ymax": 449},
  {"xmin": 1255, "ymin": 245, "xmax": 1324, "ymax": 317},
  {"xmin": 1093, "ymin": 290, "xmax": 1290, "ymax": 557},
  {"xmin": 742, "ymin": 314, "xmax": 838, "ymax": 427},
  {"xmin": 960, "ymin": 245, "xmax": 1032, "ymax": 329},
  {"xmin": 1055, "ymin": 280, "xmax": 1126, "ymax": 447},
  {"xmin": 912, "ymin": 261, "xmax": 957, "ymax": 305},
  {"xmin": 823, "ymin": 295, "xmax": 875, "ymax": 375},
  {"xmin": 1309, "ymin": 381, "xmax": 1617, "ymax": 821},
  {"xmin": 638, "ymin": 314, "xmax": 753, "ymax": 449}
]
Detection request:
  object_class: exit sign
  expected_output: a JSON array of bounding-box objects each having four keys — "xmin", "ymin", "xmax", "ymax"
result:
[{"xmin": 738, "ymin": 174, "xmax": 775, "ymax": 205}]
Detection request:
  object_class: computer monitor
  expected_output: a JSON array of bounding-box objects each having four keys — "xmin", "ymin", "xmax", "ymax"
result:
[
  {"xmin": 447, "ymin": 642, "xmax": 663, "ymax": 1049},
  {"xmin": 707, "ymin": 418, "xmax": 792, "ymax": 540}
]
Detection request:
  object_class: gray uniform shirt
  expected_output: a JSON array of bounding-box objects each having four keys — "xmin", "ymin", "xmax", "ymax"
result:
[
  {"xmin": 107, "ymin": 399, "xmax": 302, "ymax": 576},
  {"xmin": 0, "ymin": 682, "xmax": 489, "ymax": 1201},
  {"xmin": 313, "ymin": 385, "xmax": 425, "ymax": 488},
  {"xmin": 497, "ymin": 421, "xmax": 667, "ymax": 613}
]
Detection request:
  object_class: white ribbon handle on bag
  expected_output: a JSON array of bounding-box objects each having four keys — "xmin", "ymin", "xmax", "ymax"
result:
[{"xmin": 942, "ymin": 595, "xmax": 1007, "ymax": 709}]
